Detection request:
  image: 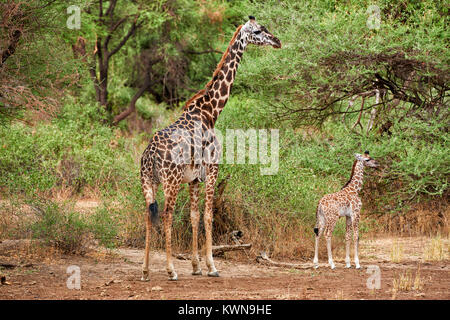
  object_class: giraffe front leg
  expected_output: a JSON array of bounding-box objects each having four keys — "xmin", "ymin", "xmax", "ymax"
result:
[
  {"xmin": 189, "ymin": 182, "xmax": 201, "ymax": 275},
  {"xmin": 352, "ymin": 217, "xmax": 361, "ymax": 269},
  {"xmin": 345, "ymin": 216, "xmax": 352, "ymax": 268},
  {"xmin": 204, "ymin": 165, "xmax": 219, "ymax": 277}
]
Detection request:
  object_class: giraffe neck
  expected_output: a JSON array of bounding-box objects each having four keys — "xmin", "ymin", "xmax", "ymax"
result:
[
  {"xmin": 203, "ymin": 26, "xmax": 247, "ymax": 125},
  {"xmin": 342, "ymin": 160, "xmax": 364, "ymax": 193}
]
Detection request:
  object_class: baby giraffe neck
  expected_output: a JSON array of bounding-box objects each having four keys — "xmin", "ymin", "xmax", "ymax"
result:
[{"xmin": 343, "ymin": 160, "xmax": 364, "ymax": 193}]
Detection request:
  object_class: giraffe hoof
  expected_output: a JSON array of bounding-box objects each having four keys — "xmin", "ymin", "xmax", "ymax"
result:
[
  {"xmin": 168, "ymin": 272, "xmax": 178, "ymax": 281},
  {"xmin": 192, "ymin": 270, "xmax": 202, "ymax": 276},
  {"xmin": 345, "ymin": 264, "xmax": 351, "ymax": 269},
  {"xmin": 207, "ymin": 271, "xmax": 220, "ymax": 277},
  {"xmin": 355, "ymin": 265, "xmax": 361, "ymax": 269},
  {"xmin": 314, "ymin": 264, "xmax": 319, "ymax": 269},
  {"xmin": 141, "ymin": 271, "xmax": 149, "ymax": 281}
]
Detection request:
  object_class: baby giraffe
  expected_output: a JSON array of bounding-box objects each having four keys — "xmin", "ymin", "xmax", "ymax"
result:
[{"xmin": 313, "ymin": 151, "xmax": 378, "ymax": 269}]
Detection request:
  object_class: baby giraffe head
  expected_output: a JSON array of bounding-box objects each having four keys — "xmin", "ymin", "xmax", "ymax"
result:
[
  {"xmin": 355, "ymin": 151, "xmax": 379, "ymax": 168},
  {"xmin": 242, "ymin": 16, "xmax": 281, "ymax": 48}
]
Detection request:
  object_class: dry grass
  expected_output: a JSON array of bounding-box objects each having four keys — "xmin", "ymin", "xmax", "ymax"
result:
[
  {"xmin": 334, "ymin": 289, "xmax": 347, "ymax": 300},
  {"xmin": 391, "ymin": 266, "xmax": 423, "ymax": 299},
  {"xmin": 374, "ymin": 199, "xmax": 449, "ymax": 236},
  {"xmin": 423, "ymin": 235, "xmax": 448, "ymax": 261},
  {"xmin": 390, "ymin": 240, "xmax": 404, "ymax": 263}
]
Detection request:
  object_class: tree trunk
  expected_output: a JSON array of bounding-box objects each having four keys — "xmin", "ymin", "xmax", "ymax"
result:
[{"xmin": 112, "ymin": 73, "xmax": 151, "ymax": 124}]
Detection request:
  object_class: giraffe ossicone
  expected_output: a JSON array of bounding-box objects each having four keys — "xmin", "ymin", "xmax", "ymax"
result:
[
  {"xmin": 313, "ymin": 152, "xmax": 379, "ymax": 270},
  {"xmin": 140, "ymin": 17, "xmax": 281, "ymax": 281}
]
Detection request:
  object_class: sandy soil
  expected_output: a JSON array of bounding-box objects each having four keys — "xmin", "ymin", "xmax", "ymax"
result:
[{"xmin": 0, "ymin": 236, "xmax": 448, "ymax": 300}]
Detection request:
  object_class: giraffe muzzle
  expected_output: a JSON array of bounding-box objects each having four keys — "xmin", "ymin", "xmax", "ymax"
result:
[{"xmin": 271, "ymin": 36, "xmax": 282, "ymax": 49}]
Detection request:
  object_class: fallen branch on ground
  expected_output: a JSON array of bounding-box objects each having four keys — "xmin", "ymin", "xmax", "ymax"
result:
[
  {"xmin": 0, "ymin": 260, "xmax": 33, "ymax": 269},
  {"xmin": 0, "ymin": 261, "xmax": 18, "ymax": 269},
  {"xmin": 173, "ymin": 253, "xmax": 194, "ymax": 260},
  {"xmin": 173, "ymin": 243, "xmax": 252, "ymax": 260},
  {"xmin": 256, "ymin": 251, "xmax": 314, "ymax": 270},
  {"xmin": 212, "ymin": 243, "xmax": 251, "ymax": 257}
]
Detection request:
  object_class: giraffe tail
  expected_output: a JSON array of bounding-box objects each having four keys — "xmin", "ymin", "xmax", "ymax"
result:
[
  {"xmin": 149, "ymin": 201, "xmax": 159, "ymax": 225},
  {"xmin": 314, "ymin": 204, "xmax": 321, "ymax": 236}
]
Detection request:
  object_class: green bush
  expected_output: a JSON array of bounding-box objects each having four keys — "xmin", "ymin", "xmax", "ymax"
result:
[{"xmin": 28, "ymin": 200, "xmax": 91, "ymax": 254}]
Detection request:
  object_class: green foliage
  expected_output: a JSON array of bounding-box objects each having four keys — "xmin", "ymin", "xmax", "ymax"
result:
[
  {"xmin": 28, "ymin": 199, "xmax": 91, "ymax": 254},
  {"xmin": 0, "ymin": 0, "xmax": 447, "ymax": 253},
  {"xmin": 0, "ymin": 100, "xmax": 138, "ymax": 196},
  {"xmin": 88, "ymin": 206, "xmax": 119, "ymax": 249}
]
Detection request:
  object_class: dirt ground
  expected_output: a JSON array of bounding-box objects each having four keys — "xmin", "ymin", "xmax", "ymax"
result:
[{"xmin": 0, "ymin": 236, "xmax": 448, "ymax": 300}]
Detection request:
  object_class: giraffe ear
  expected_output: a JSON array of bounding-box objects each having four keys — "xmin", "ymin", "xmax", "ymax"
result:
[{"xmin": 355, "ymin": 153, "xmax": 363, "ymax": 160}]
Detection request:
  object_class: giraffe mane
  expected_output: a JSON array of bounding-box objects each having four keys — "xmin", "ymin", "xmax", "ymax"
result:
[
  {"xmin": 183, "ymin": 25, "xmax": 243, "ymax": 110},
  {"xmin": 341, "ymin": 160, "xmax": 358, "ymax": 189},
  {"xmin": 205, "ymin": 24, "xmax": 243, "ymax": 89},
  {"xmin": 182, "ymin": 89, "xmax": 206, "ymax": 110}
]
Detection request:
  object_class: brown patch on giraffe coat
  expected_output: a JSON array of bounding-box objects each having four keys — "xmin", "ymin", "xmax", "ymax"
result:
[
  {"xmin": 220, "ymin": 82, "xmax": 228, "ymax": 96},
  {"xmin": 226, "ymin": 71, "xmax": 233, "ymax": 82}
]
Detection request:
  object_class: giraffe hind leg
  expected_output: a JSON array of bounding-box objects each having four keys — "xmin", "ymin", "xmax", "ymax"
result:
[
  {"xmin": 189, "ymin": 182, "xmax": 202, "ymax": 276},
  {"xmin": 325, "ymin": 218, "xmax": 338, "ymax": 270},
  {"xmin": 313, "ymin": 226, "xmax": 324, "ymax": 268},
  {"xmin": 313, "ymin": 204, "xmax": 325, "ymax": 268},
  {"xmin": 141, "ymin": 183, "xmax": 157, "ymax": 281}
]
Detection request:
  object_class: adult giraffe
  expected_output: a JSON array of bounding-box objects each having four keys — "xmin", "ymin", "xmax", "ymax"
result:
[{"xmin": 140, "ymin": 16, "xmax": 281, "ymax": 281}]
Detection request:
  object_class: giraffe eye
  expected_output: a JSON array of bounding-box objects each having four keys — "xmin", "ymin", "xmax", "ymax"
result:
[{"xmin": 253, "ymin": 30, "xmax": 261, "ymax": 35}]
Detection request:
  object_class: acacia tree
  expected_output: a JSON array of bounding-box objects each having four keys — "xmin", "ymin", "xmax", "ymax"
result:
[
  {"xmin": 0, "ymin": 0, "xmax": 70, "ymax": 119},
  {"xmin": 72, "ymin": 0, "xmax": 144, "ymax": 116},
  {"xmin": 111, "ymin": 0, "xmax": 240, "ymax": 124},
  {"xmin": 274, "ymin": 51, "xmax": 449, "ymax": 135}
]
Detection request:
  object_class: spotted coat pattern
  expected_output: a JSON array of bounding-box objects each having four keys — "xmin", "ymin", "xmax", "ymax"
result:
[
  {"xmin": 313, "ymin": 153, "xmax": 378, "ymax": 269},
  {"xmin": 140, "ymin": 18, "xmax": 281, "ymax": 281}
]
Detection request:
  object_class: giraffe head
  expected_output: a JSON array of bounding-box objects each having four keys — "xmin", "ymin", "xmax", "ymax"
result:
[
  {"xmin": 242, "ymin": 16, "xmax": 281, "ymax": 48},
  {"xmin": 355, "ymin": 151, "xmax": 379, "ymax": 168}
]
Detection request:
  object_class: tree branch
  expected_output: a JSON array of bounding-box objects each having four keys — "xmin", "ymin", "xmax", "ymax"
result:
[
  {"xmin": 107, "ymin": 19, "xmax": 140, "ymax": 59},
  {"xmin": 184, "ymin": 49, "xmax": 223, "ymax": 55},
  {"xmin": 104, "ymin": 16, "xmax": 128, "ymax": 48},
  {"xmin": 1, "ymin": 29, "xmax": 22, "ymax": 67},
  {"xmin": 72, "ymin": 37, "xmax": 101, "ymax": 102},
  {"xmin": 105, "ymin": 0, "xmax": 117, "ymax": 17},
  {"xmin": 112, "ymin": 73, "xmax": 151, "ymax": 124}
]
